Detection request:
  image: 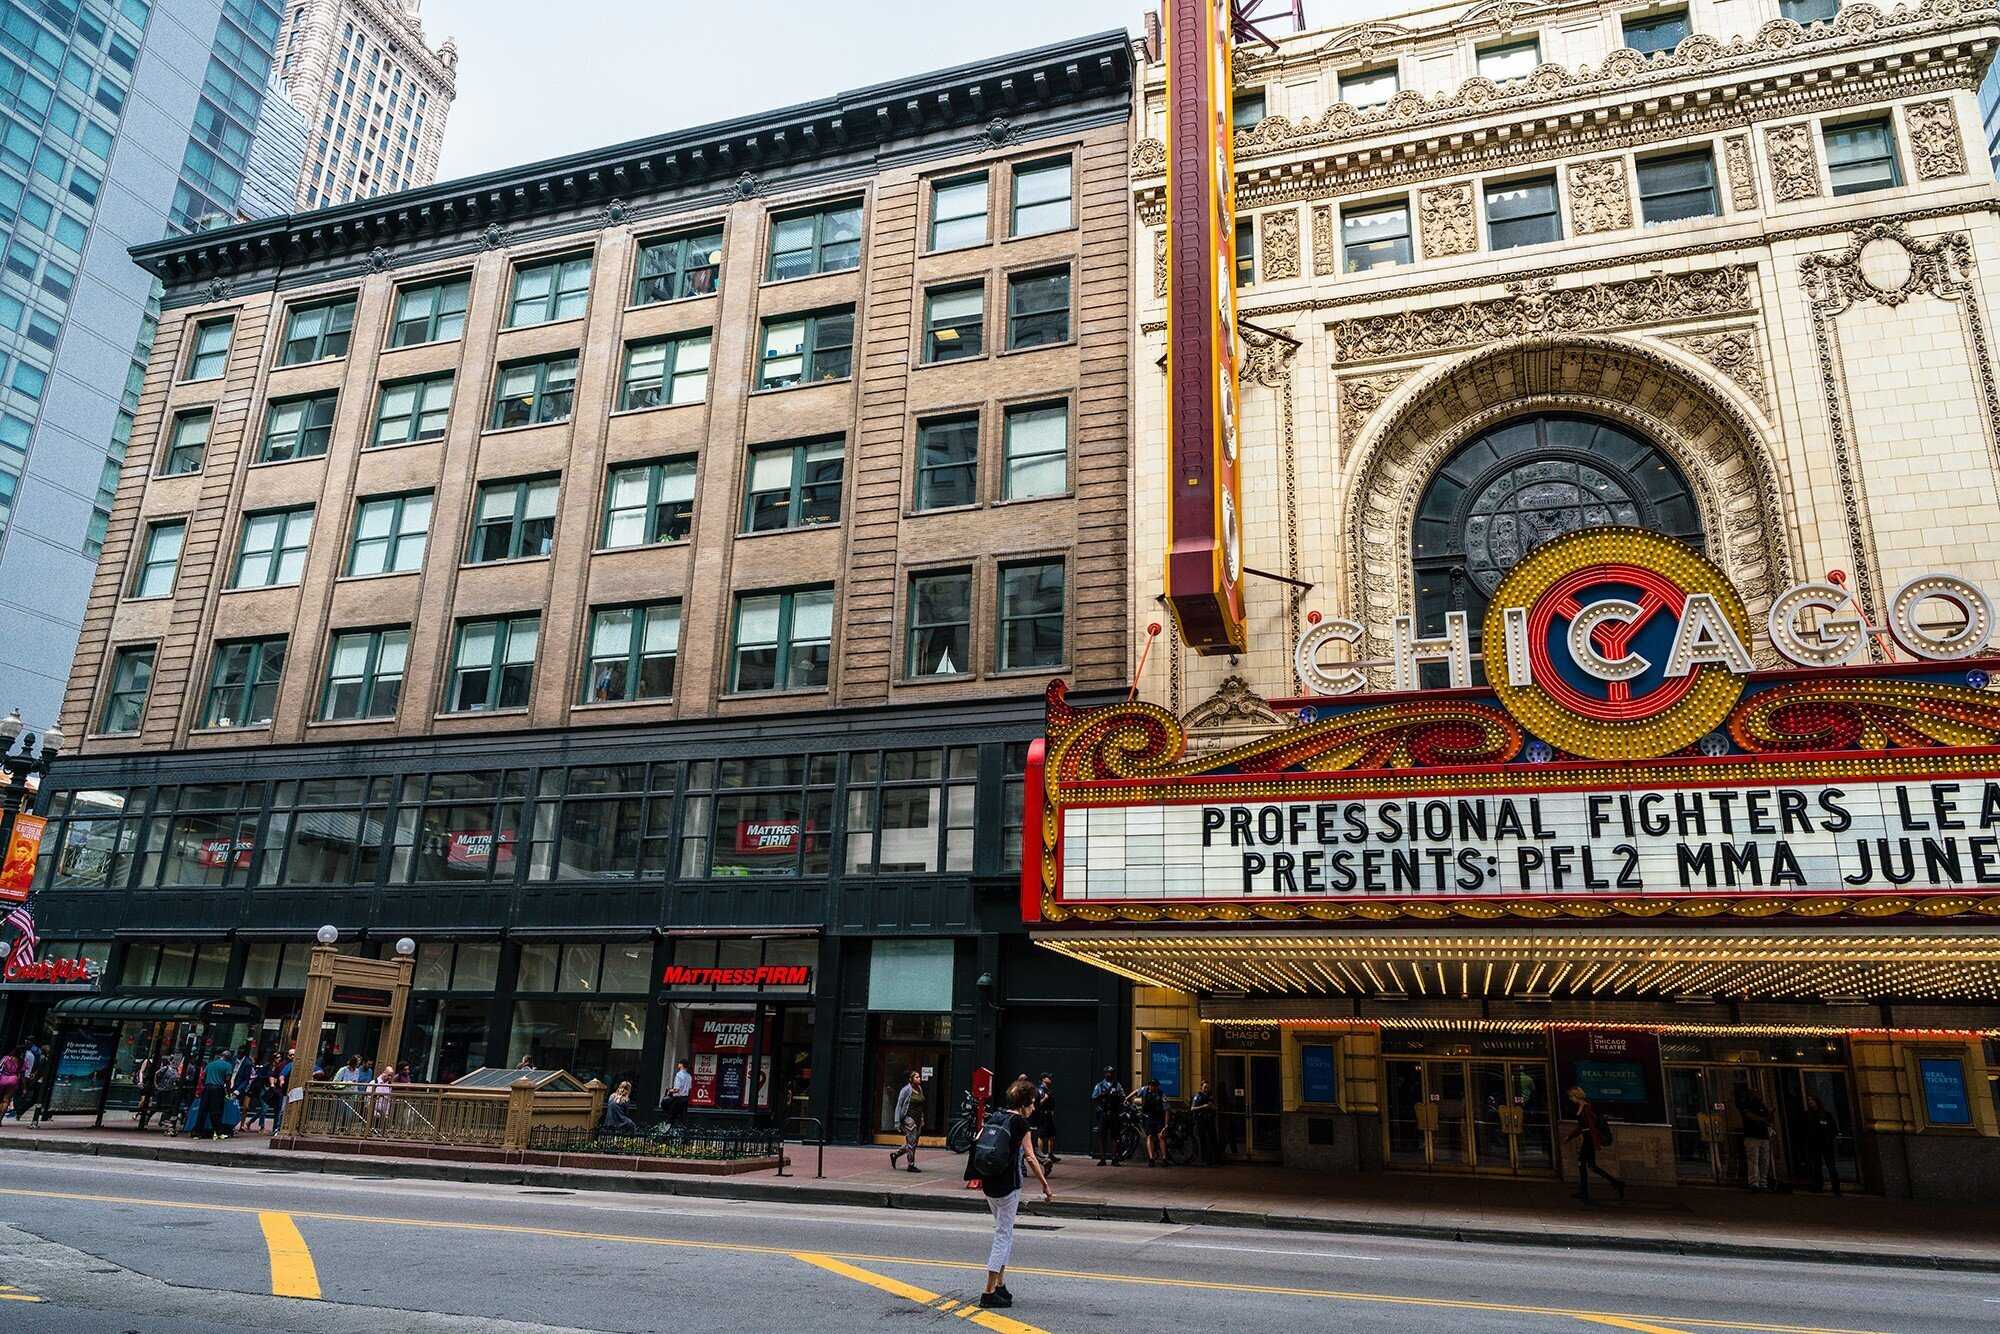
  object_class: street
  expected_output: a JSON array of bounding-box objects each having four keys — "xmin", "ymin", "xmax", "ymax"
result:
[{"xmin": 0, "ymin": 1151, "xmax": 1989, "ymax": 1333}]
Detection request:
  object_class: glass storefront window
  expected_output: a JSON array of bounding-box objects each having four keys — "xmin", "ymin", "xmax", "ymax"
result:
[
  {"xmin": 120, "ymin": 939, "xmax": 229, "ymax": 989},
  {"xmin": 140, "ymin": 783, "xmax": 264, "ymax": 888},
  {"xmin": 42, "ymin": 788, "xmax": 141, "ymax": 890},
  {"xmin": 527, "ymin": 764, "xmax": 675, "ymax": 881},
  {"xmin": 681, "ymin": 755, "xmax": 835, "ymax": 878},
  {"xmin": 507, "ymin": 999, "xmax": 647, "ymax": 1083},
  {"xmin": 262, "ymin": 777, "xmax": 393, "ymax": 887},
  {"xmin": 845, "ymin": 747, "xmax": 976, "ymax": 874},
  {"xmin": 391, "ymin": 771, "xmax": 528, "ymax": 883}
]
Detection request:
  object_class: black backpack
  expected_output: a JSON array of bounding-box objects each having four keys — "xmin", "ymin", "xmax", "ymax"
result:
[{"xmin": 969, "ymin": 1112, "xmax": 1017, "ymax": 1181}]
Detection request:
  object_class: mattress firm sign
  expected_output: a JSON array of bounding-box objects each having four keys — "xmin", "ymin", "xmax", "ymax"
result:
[{"xmin": 1059, "ymin": 780, "xmax": 2000, "ymax": 900}]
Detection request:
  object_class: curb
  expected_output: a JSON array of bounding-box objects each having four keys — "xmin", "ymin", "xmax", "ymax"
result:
[{"xmin": 3, "ymin": 1133, "xmax": 1993, "ymax": 1275}]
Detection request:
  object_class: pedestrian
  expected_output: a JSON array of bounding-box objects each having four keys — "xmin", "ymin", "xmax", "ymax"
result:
[
  {"xmin": 231, "ymin": 1045, "xmax": 255, "ymax": 1121},
  {"xmin": 964, "ymin": 1076, "xmax": 1052, "ymax": 1311},
  {"xmin": 241, "ymin": 1056, "xmax": 272, "ymax": 1132},
  {"xmin": 662, "ymin": 1059, "xmax": 692, "ymax": 1129},
  {"xmin": 1190, "ymin": 1079, "xmax": 1221, "ymax": 1166},
  {"xmin": 1089, "ymin": 1067, "xmax": 1125, "ymax": 1165},
  {"xmin": 332, "ymin": 1054, "xmax": 365, "ymax": 1131},
  {"xmin": 1800, "ymin": 1093, "xmax": 1842, "ymax": 1197},
  {"xmin": 1130, "ymin": 1077, "xmax": 1168, "ymax": 1167},
  {"xmin": 133, "ymin": 1051, "xmax": 158, "ymax": 1129},
  {"xmin": 9, "ymin": 1038, "xmax": 40, "ymax": 1120},
  {"xmin": 0, "ymin": 1047, "xmax": 20, "ymax": 1121},
  {"xmin": 1030, "ymin": 1073, "xmax": 1059, "ymax": 1171},
  {"xmin": 158, "ymin": 1055, "xmax": 187, "ymax": 1136},
  {"xmin": 601, "ymin": 1079, "xmax": 639, "ymax": 1135},
  {"xmin": 1564, "ymin": 1086, "xmax": 1625, "ymax": 1202},
  {"xmin": 192, "ymin": 1046, "xmax": 234, "ymax": 1140},
  {"xmin": 1737, "ymin": 1086, "xmax": 1774, "ymax": 1191},
  {"xmin": 888, "ymin": 1068, "xmax": 925, "ymax": 1173}
]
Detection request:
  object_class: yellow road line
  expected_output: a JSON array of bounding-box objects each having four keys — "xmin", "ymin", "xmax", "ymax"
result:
[
  {"xmin": 0, "ymin": 1186, "xmax": 1882, "ymax": 1334},
  {"xmin": 0, "ymin": 1283, "xmax": 45, "ymax": 1303},
  {"xmin": 1581, "ymin": 1319, "xmax": 1701, "ymax": 1334},
  {"xmin": 256, "ymin": 1211, "xmax": 321, "ymax": 1301},
  {"xmin": 792, "ymin": 1252, "xmax": 1046, "ymax": 1334}
]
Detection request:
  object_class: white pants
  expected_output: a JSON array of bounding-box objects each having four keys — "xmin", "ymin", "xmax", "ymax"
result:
[
  {"xmin": 1745, "ymin": 1138, "xmax": 1772, "ymax": 1188},
  {"xmin": 985, "ymin": 1189, "xmax": 1021, "ymax": 1273}
]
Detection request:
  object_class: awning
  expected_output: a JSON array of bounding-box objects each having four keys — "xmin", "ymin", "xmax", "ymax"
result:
[{"xmin": 48, "ymin": 995, "xmax": 261, "ymax": 1024}]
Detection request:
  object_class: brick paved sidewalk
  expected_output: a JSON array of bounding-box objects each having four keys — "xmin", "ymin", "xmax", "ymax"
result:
[{"xmin": 4, "ymin": 1118, "xmax": 1995, "ymax": 1271}]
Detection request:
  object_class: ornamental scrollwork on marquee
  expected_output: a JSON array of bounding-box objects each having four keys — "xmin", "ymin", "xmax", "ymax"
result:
[
  {"xmin": 1765, "ymin": 122, "xmax": 1822, "ymax": 201},
  {"xmin": 1331, "ymin": 265, "xmax": 1755, "ymax": 364},
  {"xmin": 1259, "ymin": 208, "xmax": 1301, "ymax": 280},
  {"xmin": 1417, "ymin": 183, "xmax": 1476, "ymax": 259},
  {"xmin": 1128, "ymin": 1, "xmax": 1995, "ymax": 172},
  {"xmin": 1565, "ymin": 157, "xmax": 1633, "ymax": 234},
  {"xmin": 1906, "ymin": 98, "xmax": 1968, "ymax": 179},
  {"xmin": 1729, "ymin": 678, "xmax": 2000, "ymax": 752}
]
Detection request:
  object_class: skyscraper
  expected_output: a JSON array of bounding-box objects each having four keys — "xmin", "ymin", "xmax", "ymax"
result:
[
  {"xmin": 0, "ymin": 0, "xmax": 287, "ymax": 733},
  {"xmin": 273, "ymin": 0, "xmax": 456, "ymax": 209}
]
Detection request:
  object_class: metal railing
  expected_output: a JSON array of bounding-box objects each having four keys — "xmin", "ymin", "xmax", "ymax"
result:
[
  {"xmin": 778, "ymin": 1115, "xmax": 827, "ymax": 1179},
  {"xmin": 526, "ymin": 1120, "xmax": 783, "ymax": 1161},
  {"xmin": 293, "ymin": 1082, "xmax": 511, "ymax": 1147}
]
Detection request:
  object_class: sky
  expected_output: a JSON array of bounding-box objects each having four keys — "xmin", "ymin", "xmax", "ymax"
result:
[{"xmin": 417, "ymin": 0, "xmax": 1148, "ymax": 182}]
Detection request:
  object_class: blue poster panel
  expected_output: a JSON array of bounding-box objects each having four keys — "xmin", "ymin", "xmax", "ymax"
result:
[
  {"xmin": 1919, "ymin": 1056, "xmax": 1973, "ymax": 1126},
  {"xmin": 1148, "ymin": 1040, "xmax": 1182, "ymax": 1099},
  {"xmin": 1301, "ymin": 1044, "xmax": 1336, "ymax": 1104}
]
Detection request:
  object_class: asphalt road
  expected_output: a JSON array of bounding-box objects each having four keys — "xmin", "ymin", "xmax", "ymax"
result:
[{"xmin": 0, "ymin": 1150, "xmax": 1990, "ymax": 1333}]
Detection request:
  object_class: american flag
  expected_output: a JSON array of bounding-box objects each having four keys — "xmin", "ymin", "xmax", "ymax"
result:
[{"xmin": 2, "ymin": 904, "xmax": 34, "ymax": 970}]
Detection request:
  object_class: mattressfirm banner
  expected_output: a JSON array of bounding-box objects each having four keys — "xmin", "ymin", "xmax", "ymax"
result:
[{"xmin": 1059, "ymin": 779, "xmax": 2000, "ymax": 901}]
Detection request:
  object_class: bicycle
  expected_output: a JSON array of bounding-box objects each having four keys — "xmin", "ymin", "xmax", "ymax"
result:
[
  {"xmin": 1108, "ymin": 1101, "xmax": 1201, "ymax": 1166},
  {"xmin": 944, "ymin": 1091, "xmax": 979, "ymax": 1154}
]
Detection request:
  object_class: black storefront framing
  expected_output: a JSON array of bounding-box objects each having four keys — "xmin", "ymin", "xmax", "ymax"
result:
[{"xmin": 11, "ymin": 696, "xmax": 1127, "ymax": 1143}]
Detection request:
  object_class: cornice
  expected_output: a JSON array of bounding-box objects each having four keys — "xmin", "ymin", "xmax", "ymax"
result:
[{"xmin": 134, "ymin": 29, "xmax": 1132, "ymax": 292}]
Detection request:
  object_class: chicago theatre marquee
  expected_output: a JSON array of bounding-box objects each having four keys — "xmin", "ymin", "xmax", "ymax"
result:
[{"xmin": 1059, "ymin": 0, "xmax": 2000, "ymax": 1199}]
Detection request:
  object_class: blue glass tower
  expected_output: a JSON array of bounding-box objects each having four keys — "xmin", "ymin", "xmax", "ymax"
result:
[{"xmin": 0, "ymin": 0, "xmax": 285, "ymax": 733}]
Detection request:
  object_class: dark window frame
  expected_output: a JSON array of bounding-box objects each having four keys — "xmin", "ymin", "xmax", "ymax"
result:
[
  {"xmin": 765, "ymin": 201, "xmax": 863, "ymax": 281},
  {"xmin": 1001, "ymin": 401, "xmax": 1069, "ymax": 501},
  {"xmin": 258, "ymin": 391, "xmax": 338, "ymax": 462},
  {"xmin": 996, "ymin": 558, "xmax": 1066, "ymax": 672},
  {"xmin": 755, "ymin": 308, "xmax": 854, "ymax": 389},
  {"xmin": 923, "ymin": 281, "xmax": 985, "ymax": 362},
  {"xmin": 1636, "ymin": 148, "xmax": 1720, "ymax": 223},
  {"xmin": 320, "ymin": 626, "xmax": 409, "ymax": 721},
  {"xmin": 388, "ymin": 275, "xmax": 470, "ymax": 347},
  {"xmin": 277, "ymin": 296, "xmax": 356, "ymax": 366},
  {"xmin": 160, "ymin": 408, "xmax": 211, "ymax": 476},
  {"xmin": 506, "ymin": 253, "xmax": 593, "ymax": 327},
  {"xmin": 1342, "ymin": 199, "xmax": 1413, "ymax": 272},
  {"xmin": 743, "ymin": 437, "xmax": 844, "ymax": 532},
  {"xmin": 1235, "ymin": 218, "xmax": 1255, "ymax": 287},
  {"xmin": 230, "ymin": 505, "xmax": 315, "ymax": 589},
  {"xmin": 132, "ymin": 518, "xmax": 185, "ymax": 598},
  {"xmin": 1484, "ymin": 173, "xmax": 1563, "ymax": 249},
  {"xmin": 1005, "ymin": 267, "xmax": 1070, "ymax": 350},
  {"xmin": 372, "ymin": 371, "xmax": 455, "ymax": 446},
  {"xmin": 617, "ymin": 331, "xmax": 711, "ymax": 410},
  {"xmin": 631, "ymin": 227, "xmax": 722, "ymax": 305},
  {"xmin": 914, "ymin": 413, "xmax": 979, "ymax": 512},
  {"xmin": 1620, "ymin": 8, "xmax": 1689, "ymax": 55},
  {"xmin": 445, "ymin": 615, "xmax": 540, "ymax": 713},
  {"xmin": 602, "ymin": 458, "xmax": 696, "ymax": 547},
  {"xmin": 201, "ymin": 636, "xmax": 288, "ymax": 729},
  {"xmin": 99, "ymin": 644, "xmax": 155, "ymax": 734},
  {"xmin": 928, "ymin": 173, "xmax": 989, "ymax": 252},
  {"xmin": 1010, "ymin": 157, "xmax": 1073, "ymax": 237},
  {"xmin": 844, "ymin": 746, "xmax": 978, "ymax": 875},
  {"xmin": 468, "ymin": 476, "xmax": 559, "ymax": 563},
  {"xmin": 182, "ymin": 316, "xmax": 233, "ymax": 381},
  {"xmin": 489, "ymin": 355, "xmax": 578, "ymax": 429},
  {"xmin": 905, "ymin": 568, "xmax": 973, "ymax": 680},
  {"xmin": 579, "ymin": 601, "xmax": 681, "ymax": 704},
  {"xmin": 347, "ymin": 491, "xmax": 433, "ymax": 576},
  {"xmin": 1824, "ymin": 116, "xmax": 1902, "ymax": 197},
  {"xmin": 727, "ymin": 586, "xmax": 835, "ymax": 694}
]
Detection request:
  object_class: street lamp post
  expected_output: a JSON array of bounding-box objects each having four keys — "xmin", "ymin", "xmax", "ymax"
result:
[{"xmin": 0, "ymin": 708, "xmax": 64, "ymax": 857}]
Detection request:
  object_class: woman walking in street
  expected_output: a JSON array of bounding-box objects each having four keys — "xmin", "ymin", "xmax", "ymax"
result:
[
  {"xmin": 964, "ymin": 1076, "xmax": 1053, "ymax": 1310},
  {"xmin": 888, "ymin": 1068, "xmax": 925, "ymax": 1172}
]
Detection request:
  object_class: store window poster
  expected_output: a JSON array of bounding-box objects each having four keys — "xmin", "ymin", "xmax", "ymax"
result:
[
  {"xmin": 1301, "ymin": 1044, "xmax": 1336, "ymax": 1105},
  {"xmin": 1148, "ymin": 1040, "xmax": 1182, "ymax": 1099},
  {"xmin": 1919, "ymin": 1056, "xmax": 1973, "ymax": 1126}
]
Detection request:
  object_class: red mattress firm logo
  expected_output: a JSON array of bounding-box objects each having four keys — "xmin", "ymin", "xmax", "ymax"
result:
[
  {"xmin": 661, "ymin": 964, "xmax": 811, "ymax": 989},
  {"xmin": 736, "ymin": 820, "xmax": 806, "ymax": 853}
]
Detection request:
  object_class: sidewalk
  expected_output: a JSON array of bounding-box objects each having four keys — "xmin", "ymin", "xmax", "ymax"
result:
[{"xmin": 4, "ymin": 1119, "xmax": 1995, "ymax": 1272}]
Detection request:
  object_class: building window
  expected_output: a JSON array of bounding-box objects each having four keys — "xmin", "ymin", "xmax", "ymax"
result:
[
  {"xmin": 1621, "ymin": 9, "xmax": 1688, "ymax": 54},
  {"xmin": 766, "ymin": 201, "xmax": 862, "ymax": 280},
  {"xmin": 1001, "ymin": 742, "xmax": 1029, "ymax": 872},
  {"xmin": 618, "ymin": 332, "xmax": 710, "ymax": 409},
  {"xmin": 1636, "ymin": 149, "xmax": 1720, "ymax": 222},
  {"xmin": 729, "ymin": 587, "xmax": 834, "ymax": 693},
  {"xmin": 846, "ymin": 747, "xmax": 977, "ymax": 874},
  {"xmin": 632, "ymin": 228, "xmax": 722, "ymax": 304},
  {"xmin": 1476, "ymin": 38, "xmax": 1540, "ymax": 83},
  {"xmin": 260, "ymin": 778, "xmax": 397, "ymax": 894},
  {"xmin": 756, "ymin": 309, "xmax": 853, "ymax": 388},
  {"xmin": 1825, "ymin": 117, "xmax": 1901, "ymax": 195},
  {"xmin": 132, "ymin": 519, "xmax": 184, "ymax": 597},
  {"xmin": 915, "ymin": 414, "xmax": 978, "ymax": 511},
  {"xmin": 1233, "ymin": 88, "xmax": 1266, "ymax": 129},
  {"xmin": 581, "ymin": 603, "xmax": 680, "ymax": 702},
  {"xmin": 906, "ymin": 570, "xmax": 971, "ymax": 678},
  {"xmin": 1343, "ymin": 199, "xmax": 1412, "ymax": 271},
  {"xmin": 1011, "ymin": 158, "xmax": 1072, "ymax": 237},
  {"xmin": 680, "ymin": 754, "xmax": 836, "ymax": 878},
  {"xmin": 744, "ymin": 438, "xmax": 843, "ymax": 531},
  {"xmin": 923, "ymin": 283, "xmax": 984, "ymax": 362},
  {"xmin": 527, "ymin": 768, "xmax": 679, "ymax": 883},
  {"xmin": 1339, "ymin": 65, "xmax": 1399, "ymax": 108},
  {"xmin": 490, "ymin": 355, "xmax": 578, "ymax": 428},
  {"xmin": 1235, "ymin": 218, "xmax": 1254, "ymax": 287},
  {"xmin": 446, "ymin": 615, "xmax": 539, "ymax": 712},
  {"xmin": 1006, "ymin": 268, "xmax": 1069, "ymax": 349},
  {"xmin": 389, "ymin": 276, "xmax": 469, "ymax": 346},
  {"xmin": 259, "ymin": 392, "xmax": 337, "ymax": 462},
  {"xmin": 1781, "ymin": 0, "xmax": 1839, "ymax": 23},
  {"xmin": 929, "ymin": 173, "xmax": 988, "ymax": 251},
  {"xmin": 603, "ymin": 459, "xmax": 696, "ymax": 547},
  {"xmin": 100, "ymin": 645, "xmax": 155, "ymax": 734},
  {"xmin": 372, "ymin": 372, "xmax": 454, "ymax": 446},
  {"xmin": 469, "ymin": 477, "xmax": 558, "ymax": 562},
  {"xmin": 998, "ymin": 560, "xmax": 1064, "ymax": 670},
  {"xmin": 1002, "ymin": 402, "xmax": 1068, "ymax": 500},
  {"xmin": 202, "ymin": 637, "xmax": 287, "ymax": 728},
  {"xmin": 231, "ymin": 506, "xmax": 314, "ymax": 588},
  {"xmin": 321, "ymin": 627, "xmax": 408, "ymax": 720},
  {"xmin": 183, "ymin": 316, "xmax": 233, "ymax": 380},
  {"xmin": 278, "ymin": 297, "xmax": 355, "ymax": 365},
  {"xmin": 387, "ymin": 770, "xmax": 528, "ymax": 884},
  {"xmin": 507, "ymin": 254, "xmax": 592, "ymax": 326},
  {"xmin": 1485, "ymin": 175, "xmax": 1562, "ymax": 249},
  {"xmin": 347, "ymin": 491, "xmax": 432, "ymax": 575},
  {"xmin": 161, "ymin": 409, "xmax": 210, "ymax": 475}
]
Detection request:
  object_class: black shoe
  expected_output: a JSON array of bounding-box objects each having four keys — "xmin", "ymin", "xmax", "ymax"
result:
[
  {"xmin": 906, "ymin": 1164, "xmax": 919, "ymax": 1173},
  {"xmin": 996, "ymin": 1285, "xmax": 1014, "ymax": 1303},
  {"xmin": 888, "ymin": 1150, "xmax": 901, "ymax": 1168},
  {"xmin": 979, "ymin": 1291, "xmax": 1012, "ymax": 1309}
]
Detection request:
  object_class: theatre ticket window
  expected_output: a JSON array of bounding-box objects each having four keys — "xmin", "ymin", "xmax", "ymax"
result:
[
  {"xmin": 391, "ymin": 770, "xmax": 529, "ymax": 884},
  {"xmin": 260, "ymin": 777, "xmax": 394, "ymax": 887},
  {"xmin": 679, "ymin": 755, "xmax": 835, "ymax": 878},
  {"xmin": 528, "ymin": 764, "xmax": 676, "ymax": 881},
  {"xmin": 42, "ymin": 789, "xmax": 141, "ymax": 890},
  {"xmin": 845, "ymin": 747, "xmax": 976, "ymax": 874},
  {"xmin": 140, "ymin": 782, "xmax": 264, "ymax": 888}
]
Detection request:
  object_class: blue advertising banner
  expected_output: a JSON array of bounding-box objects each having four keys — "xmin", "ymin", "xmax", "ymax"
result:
[
  {"xmin": 1919, "ymin": 1056, "xmax": 1973, "ymax": 1126},
  {"xmin": 1148, "ymin": 1040, "xmax": 1182, "ymax": 1099},
  {"xmin": 1301, "ymin": 1044, "xmax": 1336, "ymax": 1104},
  {"xmin": 50, "ymin": 1028, "xmax": 115, "ymax": 1113}
]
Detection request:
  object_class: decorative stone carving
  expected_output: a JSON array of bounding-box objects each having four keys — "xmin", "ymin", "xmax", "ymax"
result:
[
  {"xmin": 1765, "ymin": 123, "xmax": 1821, "ymax": 201},
  {"xmin": 1134, "ymin": 138, "xmax": 1165, "ymax": 175},
  {"xmin": 366, "ymin": 245, "xmax": 391, "ymax": 273},
  {"xmin": 1337, "ymin": 370, "xmax": 1415, "ymax": 462},
  {"xmin": 1565, "ymin": 157, "xmax": 1632, "ymax": 234},
  {"xmin": 1152, "ymin": 229, "xmax": 1167, "ymax": 301},
  {"xmin": 1667, "ymin": 329, "xmax": 1770, "ymax": 412},
  {"xmin": 1417, "ymin": 183, "xmax": 1476, "ymax": 259},
  {"xmin": 1182, "ymin": 675, "xmax": 1287, "ymax": 731},
  {"xmin": 480, "ymin": 223, "xmax": 505, "ymax": 250},
  {"xmin": 1259, "ymin": 209, "xmax": 1301, "ymax": 281},
  {"xmin": 981, "ymin": 116, "xmax": 1016, "ymax": 148},
  {"xmin": 1906, "ymin": 99, "xmax": 1967, "ymax": 180},
  {"xmin": 1240, "ymin": 323, "xmax": 1300, "ymax": 389},
  {"xmin": 1723, "ymin": 134, "xmax": 1760, "ymax": 211},
  {"xmin": 1310, "ymin": 206, "xmax": 1334, "ymax": 275},
  {"xmin": 733, "ymin": 171, "xmax": 761, "ymax": 200},
  {"xmin": 204, "ymin": 277, "xmax": 230, "ymax": 303},
  {"xmin": 1332, "ymin": 265, "xmax": 1754, "ymax": 363},
  {"xmin": 600, "ymin": 198, "xmax": 629, "ymax": 226}
]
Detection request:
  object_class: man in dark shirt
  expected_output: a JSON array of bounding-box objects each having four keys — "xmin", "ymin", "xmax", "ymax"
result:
[
  {"xmin": 1089, "ymin": 1067, "xmax": 1125, "ymax": 1165},
  {"xmin": 1131, "ymin": 1078, "xmax": 1168, "ymax": 1167}
]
